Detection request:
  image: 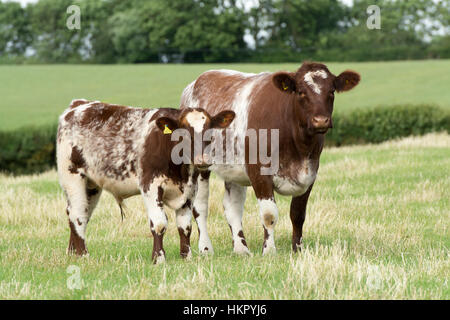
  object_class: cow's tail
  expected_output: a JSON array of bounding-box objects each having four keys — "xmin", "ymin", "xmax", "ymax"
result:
[
  {"xmin": 113, "ymin": 196, "xmax": 126, "ymax": 221},
  {"xmin": 119, "ymin": 203, "xmax": 126, "ymax": 221}
]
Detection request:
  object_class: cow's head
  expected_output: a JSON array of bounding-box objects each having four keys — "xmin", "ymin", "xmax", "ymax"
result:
[
  {"xmin": 272, "ymin": 62, "xmax": 360, "ymax": 134},
  {"xmin": 155, "ymin": 108, "xmax": 235, "ymax": 169}
]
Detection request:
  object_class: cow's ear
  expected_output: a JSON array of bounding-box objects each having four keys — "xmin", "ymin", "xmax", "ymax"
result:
[
  {"xmin": 334, "ymin": 70, "xmax": 360, "ymax": 92},
  {"xmin": 272, "ymin": 72, "xmax": 296, "ymax": 93},
  {"xmin": 211, "ymin": 110, "xmax": 235, "ymax": 129},
  {"xmin": 156, "ymin": 117, "xmax": 178, "ymax": 134}
]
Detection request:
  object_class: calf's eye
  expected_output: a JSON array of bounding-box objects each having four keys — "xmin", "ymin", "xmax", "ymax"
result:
[{"xmin": 298, "ymin": 92, "xmax": 306, "ymax": 98}]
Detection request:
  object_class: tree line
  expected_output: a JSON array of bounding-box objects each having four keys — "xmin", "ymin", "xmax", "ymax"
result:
[{"xmin": 0, "ymin": 0, "xmax": 448, "ymax": 63}]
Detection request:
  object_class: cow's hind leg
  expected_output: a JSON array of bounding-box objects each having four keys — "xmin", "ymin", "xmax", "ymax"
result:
[
  {"xmin": 193, "ymin": 171, "xmax": 213, "ymax": 254},
  {"xmin": 176, "ymin": 201, "xmax": 193, "ymax": 259},
  {"xmin": 223, "ymin": 182, "xmax": 250, "ymax": 255}
]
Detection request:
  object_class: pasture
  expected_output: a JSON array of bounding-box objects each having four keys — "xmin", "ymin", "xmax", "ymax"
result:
[
  {"xmin": 0, "ymin": 133, "xmax": 448, "ymax": 299},
  {"xmin": 1, "ymin": 59, "xmax": 450, "ymax": 130}
]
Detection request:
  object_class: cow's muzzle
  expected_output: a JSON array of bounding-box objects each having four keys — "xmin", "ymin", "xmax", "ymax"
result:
[{"xmin": 311, "ymin": 116, "xmax": 332, "ymax": 134}]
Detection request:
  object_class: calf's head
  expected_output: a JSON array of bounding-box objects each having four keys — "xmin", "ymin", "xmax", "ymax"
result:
[
  {"xmin": 272, "ymin": 62, "xmax": 360, "ymax": 134},
  {"xmin": 155, "ymin": 108, "xmax": 235, "ymax": 169}
]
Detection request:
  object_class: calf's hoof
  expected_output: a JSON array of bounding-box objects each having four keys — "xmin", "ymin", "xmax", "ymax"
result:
[
  {"xmin": 152, "ymin": 250, "xmax": 166, "ymax": 264},
  {"xmin": 233, "ymin": 245, "xmax": 253, "ymax": 256},
  {"xmin": 262, "ymin": 245, "xmax": 276, "ymax": 256},
  {"xmin": 181, "ymin": 247, "xmax": 192, "ymax": 260}
]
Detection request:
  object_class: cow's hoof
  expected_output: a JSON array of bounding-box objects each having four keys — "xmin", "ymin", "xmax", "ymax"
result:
[
  {"xmin": 199, "ymin": 246, "xmax": 214, "ymax": 255},
  {"xmin": 198, "ymin": 237, "xmax": 214, "ymax": 255},
  {"xmin": 154, "ymin": 255, "xmax": 166, "ymax": 264},
  {"xmin": 66, "ymin": 247, "xmax": 89, "ymax": 257},
  {"xmin": 293, "ymin": 243, "xmax": 303, "ymax": 253}
]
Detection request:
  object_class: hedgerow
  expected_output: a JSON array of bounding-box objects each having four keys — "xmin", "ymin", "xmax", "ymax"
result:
[{"xmin": 0, "ymin": 105, "xmax": 448, "ymax": 175}]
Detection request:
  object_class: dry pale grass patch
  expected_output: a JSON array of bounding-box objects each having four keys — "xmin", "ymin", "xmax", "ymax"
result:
[{"xmin": 0, "ymin": 133, "xmax": 449, "ymax": 299}]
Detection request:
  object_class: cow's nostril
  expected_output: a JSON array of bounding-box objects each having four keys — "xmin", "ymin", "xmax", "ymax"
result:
[{"xmin": 312, "ymin": 116, "xmax": 330, "ymax": 128}]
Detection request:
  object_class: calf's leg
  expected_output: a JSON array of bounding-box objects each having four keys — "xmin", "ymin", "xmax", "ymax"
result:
[
  {"xmin": 176, "ymin": 201, "xmax": 193, "ymax": 259},
  {"xmin": 142, "ymin": 184, "xmax": 168, "ymax": 264},
  {"xmin": 62, "ymin": 175, "xmax": 101, "ymax": 256}
]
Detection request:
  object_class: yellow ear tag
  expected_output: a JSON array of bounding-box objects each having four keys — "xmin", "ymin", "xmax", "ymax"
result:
[
  {"xmin": 282, "ymin": 81, "xmax": 288, "ymax": 91},
  {"xmin": 163, "ymin": 124, "xmax": 172, "ymax": 135}
]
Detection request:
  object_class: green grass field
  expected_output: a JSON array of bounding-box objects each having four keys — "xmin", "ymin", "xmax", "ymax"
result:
[
  {"xmin": 1, "ymin": 60, "xmax": 449, "ymax": 131},
  {"xmin": 1, "ymin": 133, "xmax": 448, "ymax": 299}
]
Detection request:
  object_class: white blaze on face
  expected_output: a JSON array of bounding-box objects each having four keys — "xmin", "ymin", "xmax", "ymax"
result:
[
  {"xmin": 304, "ymin": 70, "xmax": 328, "ymax": 94},
  {"xmin": 185, "ymin": 110, "xmax": 207, "ymax": 133}
]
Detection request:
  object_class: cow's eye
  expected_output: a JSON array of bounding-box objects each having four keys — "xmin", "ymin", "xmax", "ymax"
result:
[{"xmin": 298, "ymin": 91, "xmax": 306, "ymax": 99}]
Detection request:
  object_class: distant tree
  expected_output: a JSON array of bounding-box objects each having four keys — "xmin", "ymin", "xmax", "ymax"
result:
[
  {"xmin": 0, "ymin": 1, "xmax": 32, "ymax": 57},
  {"xmin": 1, "ymin": 0, "xmax": 447, "ymax": 63},
  {"xmin": 264, "ymin": 0, "xmax": 347, "ymax": 51},
  {"xmin": 142, "ymin": 0, "xmax": 248, "ymax": 62},
  {"xmin": 319, "ymin": 0, "xmax": 450, "ymax": 61},
  {"xmin": 79, "ymin": 0, "xmax": 118, "ymax": 63},
  {"xmin": 26, "ymin": 0, "xmax": 85, "ymax": 62},
  {"xmin": 246, "ymin": 0, "xmax": 275, "ymax": 49}
]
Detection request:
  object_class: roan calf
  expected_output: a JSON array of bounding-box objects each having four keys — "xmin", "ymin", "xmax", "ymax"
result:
[{"xmin": 57, "ymin": 99, "xmax": 235, "ymax": 263}]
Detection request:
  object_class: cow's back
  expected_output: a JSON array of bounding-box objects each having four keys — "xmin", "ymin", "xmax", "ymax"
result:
[{"xmin": 181, "ymin": 70, "xmax": 270, "ymax": 126}]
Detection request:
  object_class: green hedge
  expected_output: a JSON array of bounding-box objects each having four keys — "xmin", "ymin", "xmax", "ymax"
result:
[
  {"xmin": 0, "ymin": 124, "xmax": 57, "ymax": 175},
  {"xmin": 326, "ymin": 104, "xmax": 450, "ymax": 146},
  {"xmin": 0, "ymin": 105, "xmax": 449, "ymax": 175}
]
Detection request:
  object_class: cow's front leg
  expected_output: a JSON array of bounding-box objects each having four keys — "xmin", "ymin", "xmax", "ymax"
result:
[
  {"xmin": 176, "ymin": 201, "xmax": 193, "ymax": 259},
  {"xmin": 223, "ymin": 182, "xmax": 250, "ymax": 255},
  {"xmin": 142, "ymin": 185, "xmax": 168, "ymax": 264},
  {"xmin": 290, "ymin": 186, "xmax": 313, "ymax": 252},
  {"xmin": 249, "ymin": 173, "xmax": 278, "ymax": 255},
  {"xmin": 258, "ymin": 198, "xmax": 278, "ymax": 255}
]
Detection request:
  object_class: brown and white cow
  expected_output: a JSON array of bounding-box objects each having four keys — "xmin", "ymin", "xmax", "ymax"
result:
[
  {"xmin": 57, "ymin": 99, "xmax": 235, "ymax": 263},
  {"xmin": 180, "ymin": 62, "xmax": 360, "ymax": 255}
]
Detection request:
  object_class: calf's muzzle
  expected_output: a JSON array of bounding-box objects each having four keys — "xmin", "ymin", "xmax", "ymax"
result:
[{"xmin": 194, "ymin": 154, "xmax": 211, "ymax": 169}]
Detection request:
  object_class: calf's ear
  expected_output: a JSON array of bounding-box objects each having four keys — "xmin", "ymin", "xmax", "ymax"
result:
[
  {"xmin": 211, "ymin": 110, "xmax": 235, "ymax": 129},
  {"xmin": 272, "ymin": 72, "xmax": 296, "ymax": 93},
  {"xmin": 156, "ymin": 117, "xmax": 178, "ymax": 134},
  {"xmin": 334, "ymin": 70, "xmax": 360, "ymax": 92}
]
